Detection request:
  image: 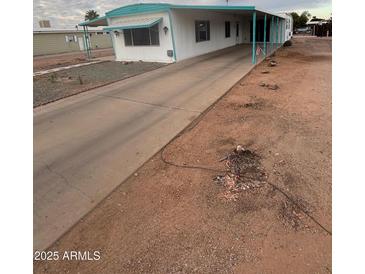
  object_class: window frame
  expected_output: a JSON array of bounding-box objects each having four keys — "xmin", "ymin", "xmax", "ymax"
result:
[
  {"xmin": 123, "ymin": 23, "xmax": 160, "ymax": 47},
  {"xmin": 195, "ymin": 20, "xmax": 210, "ymax": 43}
]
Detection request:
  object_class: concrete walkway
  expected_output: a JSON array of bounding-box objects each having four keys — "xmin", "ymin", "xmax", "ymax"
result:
[
  {"xmin": 34, "ymin": 44, "xmax": 262, "ymax": 251},
  {"xmin": 33, "ymin": 56, "xmax": 115, "ymax": 76}
]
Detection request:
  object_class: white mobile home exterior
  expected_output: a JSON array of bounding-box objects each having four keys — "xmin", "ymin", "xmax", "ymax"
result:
[
  {"xmin": 107, "ymin": 12, "xmax": 174, "ymax": 63},
  {"xmin": 278, "ymin": 13, "xmax": 294, "ymax": 41},
  {"xmin": 79, "ymin": 3, "xmax": 290, "ymax": 63}
]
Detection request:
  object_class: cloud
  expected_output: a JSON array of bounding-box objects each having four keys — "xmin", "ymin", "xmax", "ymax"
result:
[{"xmin": 33, "ymin": 0, "xmax": 332, "ymax": 29}]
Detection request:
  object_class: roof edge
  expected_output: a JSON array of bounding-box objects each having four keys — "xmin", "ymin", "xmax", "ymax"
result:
[{"xmin": 78, "ymin": 3, "xmax": 286, "ymax": 26}]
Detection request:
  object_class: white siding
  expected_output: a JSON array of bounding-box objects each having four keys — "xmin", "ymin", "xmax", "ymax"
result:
[
  {"xmin": 106, "ymin": 9, "xmax": 286, "ymax": 63},
  {"xmin": 108, "ymin": 12, "xmax": 174, "ymax": 63},
  {"xmin": 170, "ymin": 9, "xmax": 248, "ymax": 61},
  {"xmin": 278, "ymin": 13, "xmax": 294, "ymax": 42},
  {"xmin": 284, "ymin": 15, "xmax": 293, "ymax": 41}
]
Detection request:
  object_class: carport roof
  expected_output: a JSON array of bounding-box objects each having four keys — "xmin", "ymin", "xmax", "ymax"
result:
[{"xmin": 79, "ymin": 3, "xmax": 285, "ymax": 27}]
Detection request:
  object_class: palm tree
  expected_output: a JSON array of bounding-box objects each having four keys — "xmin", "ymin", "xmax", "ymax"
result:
[{"xmin": 85, "ymin": 10, "xmax": 99, "ymax": 21}]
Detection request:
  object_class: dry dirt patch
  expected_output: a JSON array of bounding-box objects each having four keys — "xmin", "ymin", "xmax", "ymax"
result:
[{"xmin": 34, "ymin": 37, "xmax": 331, "ymax": 274}]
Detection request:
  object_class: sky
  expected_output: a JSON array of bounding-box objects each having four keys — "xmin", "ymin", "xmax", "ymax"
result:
[{"xmin": 33, "ymin": 0, "xmax": 332, "ymax": 29}]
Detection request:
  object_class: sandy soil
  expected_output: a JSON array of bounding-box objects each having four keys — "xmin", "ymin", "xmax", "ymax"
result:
[
  {"xmin": 34, "ymin": 37, "xmax": 332, "ymax": 273},
  {"xmin": 33, "ymin": 48, "xmax": 114, "ymax": 72}
]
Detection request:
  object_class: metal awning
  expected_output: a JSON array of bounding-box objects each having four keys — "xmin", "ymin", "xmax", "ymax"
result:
[{"xmin": 103, "ymin": 17, "xmax": 162, "ymax": 31}]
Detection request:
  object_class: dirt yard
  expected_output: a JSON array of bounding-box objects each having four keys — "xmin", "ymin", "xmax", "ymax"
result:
[
  {"xmin": 33, "ymin": 48, "xmax": 114, "ymax": 72},
  {"xmin": 34, "ymin": 37, "xmax": 331, "ymax": 273},
  {"xmin": 33, "ymin": 61, "xmax": 166, "ymax": 107}
]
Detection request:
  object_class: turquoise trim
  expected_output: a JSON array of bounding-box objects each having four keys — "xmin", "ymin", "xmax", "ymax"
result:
[
  {"xmin": 276, "ymin": 17, "xmax": 279, "ymax": 48},
  {"xmin": 85, "ymin": 26, "xmax": 91, "ymax": 58},
  {"xmin": 106, "ymin": 3, "xmax": 255, "ymax": 18},
  {"xmin": 107, "ymin": 3, "xmax": 170, "ymax": 17},
  {"xmin": 270, "ymin": 16, "xmax": 274, "ymax": 51},
  {"xmin": 103, "ymin": 18, "xmax": 162, "ymax": 31},
  {"xmin": 82, "ymin": 26, "xmax": 87, "ymax": 57},
  {"xmin": 252, "ymin": 11, "xmax": 256, "ymax": 64},
  {"xmin": 263, "ymin": 14, "xmax": 267, "ymax": 56},
  {"xmin": 167, "ymin": 10, "xmax": 177, "ymax": 62},
  {"xmin": 79, "ymin": 3, "xmax": 286, "ymax": 27},
  {"xmin": 171, "ymin": 4, "xmax": 255, "ymax": 11},
  {"xmin": 79, "ymin": 15, "xmax": 107, "ymax": 26},
  {"xmin": 280, "ymin": 19, "xmax": 282, "ymax": 44}
]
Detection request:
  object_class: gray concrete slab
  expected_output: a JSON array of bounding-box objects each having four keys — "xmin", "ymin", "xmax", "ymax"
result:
[{"xmin": 34, "ymin": 44, "xmax": 260, "ymax": 251}]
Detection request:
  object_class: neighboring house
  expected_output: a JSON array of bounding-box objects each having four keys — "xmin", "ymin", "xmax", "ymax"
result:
[
  {"xmin": 306, "ymin": 17, "xmax": 332, "ymax": 37},
  {"xmin": 33, "ymin": 28, "xmax": 113, "ymax": 56},
  {"xmin": 79, "ymin": 3, "xmax": 292, "ymax": 63}
]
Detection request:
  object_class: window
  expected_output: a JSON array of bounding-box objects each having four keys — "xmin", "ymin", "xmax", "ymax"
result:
[
  {"xmin": 150, "ymin": 24, "xmax": 159, "ymax": 45},
  {"xmin": 123, "ymin": 24, "xmax": 160, "ymax": 46},
  {"xmin": 225, "ymin": 21, "xmax": 231, "ymax": 38},
  {"xmin": 132, "ymin": 28, "xmax": 150, "ymax": 45},
  {"xmin": 124, "ymin": 30, "xmax": 133, "ymax": 46},
  {"xmin": 65, "ymin": 35, "xmax": 77, "ymax": 43},
  {"xmin": 195, "ymin": 20, "xmax": 210, "ymax": 42}
]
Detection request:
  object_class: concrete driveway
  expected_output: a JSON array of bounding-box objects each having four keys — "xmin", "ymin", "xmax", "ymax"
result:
[{"xmin": 34, "ymin": 44, "xmax": 257, "ymax": 251}]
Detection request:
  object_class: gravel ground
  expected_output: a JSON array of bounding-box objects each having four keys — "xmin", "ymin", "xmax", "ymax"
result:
[
  {"xmin": 34, "ymin": 37, "xmax": 331, "ymax": 273},
  {"xmin": 33, "ymin": 48, "xmax": 114, "ymax": 71},
  {"xmin": 33, "ymin": 61, "xmax": 166, "ymax": 107}
]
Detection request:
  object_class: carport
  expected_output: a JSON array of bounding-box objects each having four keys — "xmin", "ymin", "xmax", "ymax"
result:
[
  {"xmin": 79, "ymin": 4, "xmax": 287, "ymax": 64},
  {"xmin": 78, "ymin": 16, "xmax": 108, "ymax": 59}
]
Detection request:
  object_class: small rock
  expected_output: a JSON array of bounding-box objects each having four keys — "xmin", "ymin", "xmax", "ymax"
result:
[
  {"xmin": 269, "ymin": 60, "xmax": 277, "ymax": 67},
  {"xmin": 134, "ymin": 173, "xmax": 138, "ymax": 176},
  {"xmin": 236, "ymin": 145, "xmax": 245, "ymax": 152},
  {"xmin": 261, "ymin": 70, "xmax": 270, "ymax": 74},
  {"xmin": 259, "ymin": 82, "xmax": 266, "ymax": 87},
  {"xmin": 268, "ymin": 84, "xmax": 279, "ymax": 90},
  {"xmin": 283, "ymin": 40, "xmax": 292, "ymax": 47}
]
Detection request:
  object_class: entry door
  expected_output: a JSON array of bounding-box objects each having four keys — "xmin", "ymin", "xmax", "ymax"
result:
[{"xmin": 236, "ymin": 22, "xmax": 240, "ymax": 44}]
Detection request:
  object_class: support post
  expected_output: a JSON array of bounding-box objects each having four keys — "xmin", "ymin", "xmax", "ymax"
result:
[
  {"xmin": 82, "ymin": 26, "xmax": 89, "ymax": 59},
  {"xmin": 86, "ymin": 26, "xmax": 91, "ymax": 59},
  {"xmin": 270, "ymin": 16, "xmax": 274, "ymax": 53},
  {"xmin": 263, "ymin": 14, "xmax": 267, "ymax": 56},
  {"xmin": 280, "ymin": 19, "xmax": 283, "ymax": 44},
  {"xmin": 276, "ymin": 17, "xmax": 279, "ymax": 49},
  {"xmin": 252, "ymin": 11, "xmax": 256, "ymax": 64}
]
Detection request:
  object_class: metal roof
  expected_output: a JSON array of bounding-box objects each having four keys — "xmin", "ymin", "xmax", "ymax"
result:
[
  {"xmin": 79, "ymin": 3, "xmax": 285, "ymax": 27},
  {"xmin": 103, "ymin": 17, "xmax": 162, "ymax": 31}
]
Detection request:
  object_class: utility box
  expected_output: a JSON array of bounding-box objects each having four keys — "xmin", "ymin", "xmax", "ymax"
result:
[{"xmin": 167, "ymin": 50, "xmax": 173, "ymax": 57}]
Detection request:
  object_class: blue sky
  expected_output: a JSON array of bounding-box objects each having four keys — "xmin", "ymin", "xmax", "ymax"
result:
[{"xmin": 33, "ymin": 0, "xmax": 332, "ymax": 29}]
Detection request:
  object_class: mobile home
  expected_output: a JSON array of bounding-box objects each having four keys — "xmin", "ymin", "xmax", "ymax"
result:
[{"xmin": 79, "ymin": 3, "xmax": 292, "ymax": 64}]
